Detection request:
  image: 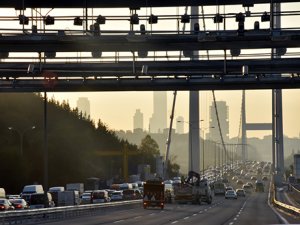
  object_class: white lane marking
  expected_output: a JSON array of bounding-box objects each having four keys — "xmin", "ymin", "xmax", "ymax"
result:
[
  {"xmin": 193, "ymin": 213, "xmax": 197, "ymax": 216},
  {"xmin": 199, "ymin": 211, "xmax": 203, "ymax": 213},
  {"xmin": 113, "ymin": 220, "xmax": 124, "ymax": 223},
  {"xmin": 234, "ymin": 217, "xmax": 238, "ymax": 221},
  {"xmin": 229, "ymin": 222, "xmax": 234, "ymax": 225},
  {"xmin": 204, "ymin": 209, "xmax": 208, "ymax": 211},
  {"xmin": 184, "ymin": 216, "xmax": 190, "ymax": 220},
  {"xmin": 171, "ymin": 221, "xmax": 178, "ymax": 224},
  {"xmin": 149, "ymin": 213, "xmax": 155, "ymax": 216},
  {"xmin": 134, "ymin": 216, "xmax": 141, "ymax": 219}
]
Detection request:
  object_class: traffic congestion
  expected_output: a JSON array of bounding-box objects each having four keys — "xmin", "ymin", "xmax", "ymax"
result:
[{"xmin": 0, "ymin": 160, "xmax": 272, "ymax": 211}]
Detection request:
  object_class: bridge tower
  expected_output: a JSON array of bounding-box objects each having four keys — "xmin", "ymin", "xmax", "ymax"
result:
[{"xmin": 241, "ymin": 91, "xmax": 272, "ymax": 162}]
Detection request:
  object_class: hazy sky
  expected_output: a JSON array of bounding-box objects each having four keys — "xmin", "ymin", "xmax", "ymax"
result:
[
  {"xmin": 1, "ymin": 3, "xmax": 300, "ymax": 139},
  {"xmin": 50, "ymin": 89, "xmax": 300, "ymax": 139}
]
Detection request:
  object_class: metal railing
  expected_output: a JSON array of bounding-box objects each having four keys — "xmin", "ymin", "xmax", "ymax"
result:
[
  {"xmin": 271, "ymin": 182, "xmax": 300, "ymax": 216},
  {"xmin": 0, "ymin": 200, "xmax": 141, "ymax": 225}
]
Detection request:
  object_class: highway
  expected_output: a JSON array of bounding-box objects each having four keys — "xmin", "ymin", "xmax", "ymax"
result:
[{"xmin": 45, "ymin": 193, "xmax": 289, "ymax": 225}]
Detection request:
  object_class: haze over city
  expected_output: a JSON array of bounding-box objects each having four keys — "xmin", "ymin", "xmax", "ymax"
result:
[{"xmin": 51, "ymin": 89, "xmax": 300, "ymax": 139}]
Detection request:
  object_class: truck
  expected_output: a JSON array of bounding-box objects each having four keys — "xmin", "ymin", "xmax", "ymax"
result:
[
  {"xmin": 66, "ymin": 183, "xmax": 84, "ymax": 195},
  {"xmin": 49, "ymin": 187, "xmax": 80, "ymax": 206},
  {"xmin": 143, "ymin": 179, "xmax": 165, "ymax": 209},
  {"xmin": 174, "ymin": 171, "xmax": 212, "ymax": 204},
  {"xmin": 57, "ymin": 191, "xmax": 80, "ymax": 206}
]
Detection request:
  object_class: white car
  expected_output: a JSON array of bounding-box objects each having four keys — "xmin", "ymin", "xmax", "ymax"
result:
[{"xmin": 225, "ymin": 190, "xmax": 237, "ymax": 199}]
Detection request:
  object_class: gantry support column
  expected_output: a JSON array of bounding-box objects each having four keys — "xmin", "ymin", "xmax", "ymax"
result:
[
  {"xmin": 272, "ymin": 3, "xmax": 284, "ymax": 181},
  {"xmin": 189, "ymin": 6, "xmax": 200, "ymax": 173}
]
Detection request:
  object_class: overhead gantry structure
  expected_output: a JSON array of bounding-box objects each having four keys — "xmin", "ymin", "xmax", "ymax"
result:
[{"xmin": 0, "ymin": 0, "xmax": 299, "ymax": 91}]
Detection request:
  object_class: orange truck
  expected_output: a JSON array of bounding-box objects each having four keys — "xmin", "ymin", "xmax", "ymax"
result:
[{"xmin": 143, "ymin": 179, "xmax": 165, "ymax": 209}]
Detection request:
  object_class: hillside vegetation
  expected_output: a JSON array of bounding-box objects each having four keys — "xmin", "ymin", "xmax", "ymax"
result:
[{"xmin": 0, "ymin": 93, "xmax": 179, "ymax": 194}]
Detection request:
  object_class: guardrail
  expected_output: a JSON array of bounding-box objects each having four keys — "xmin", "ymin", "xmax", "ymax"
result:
[
  {"xmin": 0, "ymin": 200, "xmax": 141, "ymax": 225},
  {"xmin": 271, "ymin": 182, "xmax": 300, "ymax": 216}
]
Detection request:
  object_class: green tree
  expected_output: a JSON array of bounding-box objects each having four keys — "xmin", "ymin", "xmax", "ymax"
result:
[
  {"xmin": 166, "ymin": 155, "xmax": 181, "ymax": 178},
  {"xmin": 139, "ymin": 135, "xmax": 160, "ymax": 173}
]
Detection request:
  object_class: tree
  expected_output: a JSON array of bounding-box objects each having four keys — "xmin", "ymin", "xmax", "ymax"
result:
[
  {"xmin": 166, "ymin": 155, "xmax": 180, "ymax": 178},
  {"xmin": 139, "ymin": 135, "xmax": 160, "ymax": 173}
]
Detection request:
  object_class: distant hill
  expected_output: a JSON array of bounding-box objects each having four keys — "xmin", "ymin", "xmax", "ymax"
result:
[{"xmin": 0, "ymin": 93, "xmax": 138, "ymax": 194}]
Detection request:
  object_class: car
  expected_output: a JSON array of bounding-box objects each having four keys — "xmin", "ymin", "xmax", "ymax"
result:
[
  {"xmin": 7, "ymin": 194, "xmax": 20, "ymax": 200},
  {"xmin": 242, "ymin": 184, "xmax": 252, "ymax": 194},
  {"xmin": 225, "ymin": 190, "xmax": 237, "ymax": 199},
  {"xmin": 232, "ymin": 176, "xmax": 238, "ymax": 181},
  {"xmin": 246, "ymin": 182, "xmax": 254, "ymax": 188},
  {"xmin": 10, "ymin": 198, "xmax": 29, "ymax": 210},
  {"xmin": 0, "ymin": 199, "xmax": 14, "ymax": 210},
  {"xmin": 134, "ymin": 189, "xmax": 143, "ymax": 199},
  {"xmin": 225, "ymin": 186, "xmax": 234, "ymax": 192},
  {"xmin": 110, "ymin": 191, "xmax": 123, "ymax": 201},
  {"xmin": 236, "ymin": 180, "xmax": 243, "ymax": 185},
  {"xmin": 92, "ymin": 190, "xmax": 110, "ymax": 203},
  {"xmin": 80, "ymin": 191, "xmax": 92, "ymax": 204},
  {"xmin": 122, "ymin": 189, "xmax": 137, "ymax": 200},
  {"xmin": 236, "ymin": 189, "xmax": 246, "ymax": 197}
]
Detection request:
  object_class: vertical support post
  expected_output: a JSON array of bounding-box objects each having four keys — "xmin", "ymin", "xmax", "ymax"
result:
[
  {"xmin": 189, "ymin": 5, "xmax": 200, "ymax": 174},
  {"xmin": 241, "ymin": 90, "xmax": 247, "ymax": 162},
  {"xmin": 43, "ymin": 91, "xmax": 48, "ymax": 207},
  {"xmin": 272, "ymin": 2, "xmax": 284, "ymax": 181}
]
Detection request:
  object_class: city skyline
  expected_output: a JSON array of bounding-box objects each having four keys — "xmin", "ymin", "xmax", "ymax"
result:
[{"xmin": 51, "ymin": 89, "xmax": 300, "ymax": 140}]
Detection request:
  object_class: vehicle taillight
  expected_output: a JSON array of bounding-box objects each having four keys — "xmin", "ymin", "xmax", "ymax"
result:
[
  {"xmin": 16, "ymin": 204, "xmax": 22, "ymax": 209},
  {"xmin": 0, "ymin": 205, "xmax": 4, "ymax": 209}
]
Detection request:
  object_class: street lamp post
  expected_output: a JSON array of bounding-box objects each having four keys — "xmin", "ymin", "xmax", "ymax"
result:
[{"xmin": 8, "ymin": 126, "xmax": 36, "ymax": 156}]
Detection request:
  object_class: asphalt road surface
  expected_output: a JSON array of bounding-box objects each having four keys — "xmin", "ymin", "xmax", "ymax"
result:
[{"xmin": 45, "ymin": 192, "xmax": 293, "ymax": 225}]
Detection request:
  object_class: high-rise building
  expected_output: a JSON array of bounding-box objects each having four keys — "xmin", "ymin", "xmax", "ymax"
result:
[
  {"xmin": 77, "ymin": 97, "xmax": 90, "ymax": 118},
  {"xmin": 176, "ymin": 116, "xmax": 184, "ymax": 134},
  {"xmin": 133, "ymin": 109, "xmax": 144, "ymax": 130},
  {"xmin": 208, "ymin": 101, "xmax": 229, "ymax": 142},
  {"xmin": 149, "ymin": 91, "xmax": 167, "ymax": 133}
]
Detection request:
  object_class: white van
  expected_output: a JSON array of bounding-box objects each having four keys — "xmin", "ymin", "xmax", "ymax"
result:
[
  {"xmin": 21, "ymin": 185, "xmax": 44, "ymax": 203},
  {"xmin": 0, "ymin": 188, "xmax": 5, "ymax": 198}
]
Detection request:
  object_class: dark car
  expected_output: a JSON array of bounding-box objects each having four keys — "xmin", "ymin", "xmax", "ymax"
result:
[
  {"xmin": 122, "ymin": 189, "xmax": 136, "ymax": 200},
  {"xmin": 236, "ymin": 189, "xmax": 246, "ymax": 197},
  {"xmin": 0, "ymin": 199, "xmax": 14, "ymax": 211},
  {"xmin": 10, "ymin": 198, "xmax": 29, "ymax": 210}
]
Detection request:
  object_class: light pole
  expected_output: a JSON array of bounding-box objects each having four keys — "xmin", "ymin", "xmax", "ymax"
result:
[{"xmin": 8, "ymin": 126, "xmax": 36, "ymax": 156}]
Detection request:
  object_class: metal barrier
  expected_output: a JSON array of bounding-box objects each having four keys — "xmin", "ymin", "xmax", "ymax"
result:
[
  {"xmin": 0, "ymin": 200, "xmax": 141, "ymax": 225},
  {"xmin": 271, "ymin": 183, "xmax": 300, "ymax": 216}
]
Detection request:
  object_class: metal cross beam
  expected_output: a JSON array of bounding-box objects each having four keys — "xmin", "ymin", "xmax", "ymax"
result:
[
  {"xmin": 1, "ymin": 0, "xmax": 298, "ymax": 9},
  {"xmin": 0, "ymin": 30, "xmax": 299, "ymax": 52},
  {"xmin": 1, "ymin": 76, "xmax": 300, "ymax": 92},
  {"xmin": 0, "ymin": 58, "xmax": 299, "ymax": 77}
]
